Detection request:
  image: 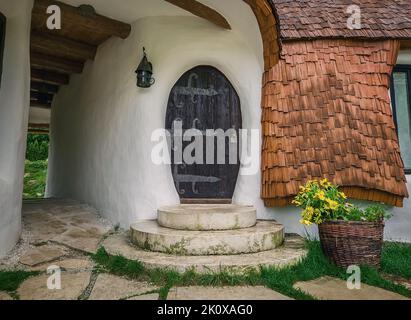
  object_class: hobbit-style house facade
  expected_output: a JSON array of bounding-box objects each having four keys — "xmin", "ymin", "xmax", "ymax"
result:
[{"xmin": 0, "ymin": 0, "xmax": 410, "ymax": 268}]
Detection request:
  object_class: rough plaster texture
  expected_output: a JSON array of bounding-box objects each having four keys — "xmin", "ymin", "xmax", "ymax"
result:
[
  {"xmin": 46, "ymin": 8, "xmax": 410, "ymax": 241},
  {"xmin": 0, "ymin": 0, "xmax": 33, "ymax": 257}
]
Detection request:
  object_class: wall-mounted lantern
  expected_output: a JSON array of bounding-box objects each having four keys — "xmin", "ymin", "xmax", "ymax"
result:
[{"xmin": 135, "ymin": 47, "xmax": 155, "ymax": 88}]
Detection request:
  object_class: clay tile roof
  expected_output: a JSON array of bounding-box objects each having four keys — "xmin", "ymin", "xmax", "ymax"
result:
[{"xmin": 270, "ymin": 0, "xmax": 411, "ymax": 40}]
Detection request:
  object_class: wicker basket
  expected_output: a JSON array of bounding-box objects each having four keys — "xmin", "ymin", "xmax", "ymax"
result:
[{"xmin": 318, "ymin": 220, "xmax": 385, "ymax": 268}]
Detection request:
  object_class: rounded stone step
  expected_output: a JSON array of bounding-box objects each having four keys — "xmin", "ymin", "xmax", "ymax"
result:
[
  {"xmin": 103, "ymin": 233, "xmax": 307, "ymax": 275},
  {"xmin": 130, "ymin": 220, "xmax": 284, "ymax": 256},
  {"xmin": 158, "ymin": 204, "xmax": 257, "ymax": 231}
]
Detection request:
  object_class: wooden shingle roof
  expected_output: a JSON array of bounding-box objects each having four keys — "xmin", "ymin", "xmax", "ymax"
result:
[
  {"xmin": 261, "ymin": 39, "xmax": 409, "ymax": 207},
  {"xmin": 270, "ymin": 0, "xmax": 411, "ymax": 40}
]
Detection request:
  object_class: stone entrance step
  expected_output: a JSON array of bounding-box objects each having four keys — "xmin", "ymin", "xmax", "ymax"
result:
[
  {"xmin": 103, "ymin": 233, "xmax": 307, "ymax": 274},
  {"xmin": 130, "ymin": 220, "xmax": 284, "ymax": 256},
  {"xmin": 158, "ymin": 204, "xmax": 257, "ymax": 231}
]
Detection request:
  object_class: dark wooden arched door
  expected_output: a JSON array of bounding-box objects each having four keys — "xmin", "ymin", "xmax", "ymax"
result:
[{"xmin": 166, "ymin": 66, "xmax": 242, "ymax": 202}]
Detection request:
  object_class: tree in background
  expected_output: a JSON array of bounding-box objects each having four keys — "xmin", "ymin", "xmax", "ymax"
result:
[
  {"xmin": 24, "ymin": 134, "xmax": 49, "ymax": 198},
  {"xmin": 26, "ymin": 134, "xmax": 49, "ymax": 161}
]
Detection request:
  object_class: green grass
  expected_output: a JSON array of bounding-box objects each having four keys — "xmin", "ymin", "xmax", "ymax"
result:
[
  {"xmin": 0, "ymin": 271, "xmax": 38, "ymax": 293},
  {"xmin": 23, "ymin": 160, "xmax": 48, "ymax": 199},
  {"xmin": 381, "ymin": 242, "xmax": 411, "ymax": 279},
  {"xmin": 91, "ymin": 241, "xmax": 411, "ymax": 300},
  {"xmin": 261, "ymin": 241, "xmax": 411, "ymax": 300}
]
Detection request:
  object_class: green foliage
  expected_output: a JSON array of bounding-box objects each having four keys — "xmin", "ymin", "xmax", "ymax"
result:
[
  {"xmin": 23, "ymin": 160, "xmax": 47, "ymax": 199},
  {"xmin": 0, "ymin": 271, "xmax": 38, "ymax": 292},
  {"xmin": 91, "ymin": 241, "xmax": 411, "ymax": 300},
  {"xmin": 343, "ymin": 204, "xmax": 391, "ymax": 222},
  {"xmin": 93, "ymin": 247, "xmax": 144, "ymax": 278},
  {"xmin": 26, "ymin": 134, "xmax": 49, "ymax": 161},
  {"xmin": 293, "ymin": 179, "xmax": 390, "ymax": 225}
]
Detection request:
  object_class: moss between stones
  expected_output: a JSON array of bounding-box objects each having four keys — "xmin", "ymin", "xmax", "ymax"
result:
[
  {"xmin": 91, "ymin": 241, "xmax": 411, "ymax": 300},
  {"xmin": 0, "ymin": 270, "xmax": 39, "ymax": 299}
]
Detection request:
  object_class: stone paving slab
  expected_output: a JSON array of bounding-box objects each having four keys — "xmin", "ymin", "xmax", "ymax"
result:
[
  {"xmin": 127, "ymin": 293, "xmax": 160, "ymax": 300},
  {"xmin": 168, "ymin": 286, "xmax": 292, "ymax": 300},
  {"xmin": 294, "ymin": 276, "xmax": 409, "ymax": 300},
  {"xmin": 18, "ymin": 272, "xmax": 91, "ymax": 300},
  {"xmin": 19, "ymin": 245, "xmax": 67, "ymax": 267},
  {"xmin": 22, "ymin": 199, "xmax": 112, "ymax": 253},
  {"xmin": 0, "ymin": 292, "xmax": 13, "ymax": 300},
  {"xmin": 30, "ymin": 258, "xmax": 94, "ymax": 272},
  {"xmin": 89, "ymin": 274, "xmax": 158, "ymax": 300},
  {"xmin": 51, "ymin": 227, "xmax": 104, "ymax": 253}
]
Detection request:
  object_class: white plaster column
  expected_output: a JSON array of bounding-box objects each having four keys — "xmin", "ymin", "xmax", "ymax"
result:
[{"xmin": 0, "ymin": 0, "xmax": 33, "ymax": 257}]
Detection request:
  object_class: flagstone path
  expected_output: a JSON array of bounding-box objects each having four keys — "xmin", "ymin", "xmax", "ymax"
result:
[{"xmin": 0, "ymin": 199, "xmax": 409, "ymax": 301}]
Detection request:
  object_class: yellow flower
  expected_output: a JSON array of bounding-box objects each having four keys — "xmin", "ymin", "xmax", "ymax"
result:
[
  {"xmin": 325, "ymin": 198, "xmax": 339, "ymax": 211},
  {"xmin": 340, "ymin": 192, "xmax": 347, "ymax": 199},
  {"xmin": 292, "ymin": 199, "xmax": 301, "ymax": 206},
  {"xmin": 320, "ymin": 178, "xmax": 328, "ymax": 185},
  {"xmin": 316, "ymin": 190, "xmax": 326, "ymax": 201},
  {"xmin": 300, "ymin": 219, "xmax": 313, "ymax": 226}
]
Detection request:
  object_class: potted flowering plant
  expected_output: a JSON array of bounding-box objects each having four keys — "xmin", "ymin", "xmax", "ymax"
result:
[{"xmin": 293, "ymin": 179, "xmax": 390, "ymax": 268}]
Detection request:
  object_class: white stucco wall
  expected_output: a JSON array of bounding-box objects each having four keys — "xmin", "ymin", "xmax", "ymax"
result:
[
  {"xmin": 48, "ymin": 9, "xmax": 308, "ymax": 234},
  {"xmin": 385, "ymin": 49, "xmax": 411, "ymax": 243},
  {"xmin": 0, "ymin": 0, "xmax": 33, "ymax": 257},
  {"xmin": 47, "ymin": 10, "xmax": 411, "ymax": 241}
]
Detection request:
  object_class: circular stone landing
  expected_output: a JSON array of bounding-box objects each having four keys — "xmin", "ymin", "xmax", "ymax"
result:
[
  {"xmin": 158, "ymin": 204, "xmax": 257, "ymax": 231},
  {"xmin": 102, "ymin": 233, "xmax": 307, "ymax": 275},
  {"xmin": 130, "ymin": 220, "xmax": 284, "ymax": 256}
]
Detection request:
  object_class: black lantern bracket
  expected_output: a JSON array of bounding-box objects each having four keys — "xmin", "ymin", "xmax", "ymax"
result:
[{"xmin": 135, "ymin": 47, "xmax": 155, "ymax": 88}]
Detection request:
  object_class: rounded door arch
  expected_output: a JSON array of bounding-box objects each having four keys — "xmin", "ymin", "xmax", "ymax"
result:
[{"xmin": 165, "ymin": 66, "xmax": 242, "ymax": 202}]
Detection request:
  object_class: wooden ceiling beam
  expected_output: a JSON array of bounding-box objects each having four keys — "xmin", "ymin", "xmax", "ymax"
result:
[
  {"xmin": 164, "ymin": 0, "xmax": 231, "ymax": 30},
  {"xmin": 31, "ymin": 31, "xmax": 97, "ymax": 62},
  {"xmin": 31, "ymin": 81, "xmax": 59, "ymax": 94},
  {"xmin": 31, "ymin": 90, "xmax": 54, "ymax": 102},
  {"xmin": 31, "ymin": 68, "xmax": 69, "ymax": 86},
  {"xmin": 29, "ymin": 123, "xmax": 50, "ymax": 129},
  {"xmin": 32, "ymin": 0, "xmax": 131, "ymax": 46},
  {"xmin": 31, "ymin": 51, "xmax": 84, "ymax": 74}
]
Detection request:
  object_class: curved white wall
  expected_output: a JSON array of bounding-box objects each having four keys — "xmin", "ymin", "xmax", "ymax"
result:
[
  {"xmin": 0, "ymin": 0, "xmax": 33, "ymax": 257},
  {"xmin": 47, "ymin": 13, "xmax": 411, "ymax": 241},
  {"xmin": 48, "ymin": 11, "xmax": 308, "ymax": 234},
  {"xmin": 386, "ymin": 50, "xmax": 411, "ymax": 242}
]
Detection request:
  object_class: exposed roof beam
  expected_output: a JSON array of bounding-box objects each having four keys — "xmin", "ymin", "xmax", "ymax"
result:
[
  {"xmin": 29, "ymin": 123, "xmax": 50, "ymax": 129},
  {"xmin": 31, "ymin": 81, "xmax": 59, "ymax": 94},
  {"xmin": 164, "ymin": 0, "xmax": 231, "ymax": 30},
  {"xmin": 32, "ymin": 0, "xmax": 131, "ymax": 45},
  {"xmin": 31, "ymin": 31, "xmax": 97, "ymax": 62},
  {"xmin": 31, "ymin": 51, "xmax": 84, "ymax": 74},
  {"xmin": 31, "ymin": 68, "xmax": 69, "ymax": 86},
  {"xmin": 31, "ymin": 90, "xmax": 54, "ymax": 102}
]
